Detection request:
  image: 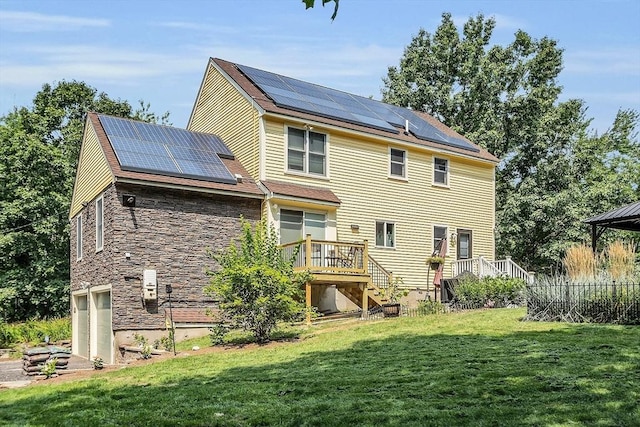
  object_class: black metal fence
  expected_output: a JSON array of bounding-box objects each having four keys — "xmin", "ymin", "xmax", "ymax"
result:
[{"xmin": 526, "ymin": 280, "xmax": 640, "ymax": 325}]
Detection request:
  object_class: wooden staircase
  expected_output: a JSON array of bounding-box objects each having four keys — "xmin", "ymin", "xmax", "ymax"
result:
[
  {"xmin": 335, "ymin": 254, "xmax": 393, "ymax": 311},
  {"xmin": 282, "ymin": 236, "xmax": 394, "ymax": 316}
]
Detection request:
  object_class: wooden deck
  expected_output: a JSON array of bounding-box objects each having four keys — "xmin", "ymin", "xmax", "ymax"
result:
[{"xmin": 281, "ymin": 236, "xmax": 391, "ymax": 320}]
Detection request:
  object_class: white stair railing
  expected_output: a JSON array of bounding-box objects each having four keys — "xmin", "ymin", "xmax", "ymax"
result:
[
  {"xmin": 451, "ymin": 256, "xmax": 534, "ymax": 283},
  {"xmin": 490, "ymin": 257, "xmax": 534, "ymax": 283}
]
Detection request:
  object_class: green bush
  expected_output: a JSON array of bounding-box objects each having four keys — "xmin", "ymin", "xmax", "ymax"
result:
[
  {"xmin": 0, "ymin": 317, "xmax": 71, "ymax": 348},
  {"xmin": 204, "ymin": 219, "xmax": 310, "ymax": 344},
  {"xmin": 455, "ymin": 276, "xmax": 526, "ymax": 306}
]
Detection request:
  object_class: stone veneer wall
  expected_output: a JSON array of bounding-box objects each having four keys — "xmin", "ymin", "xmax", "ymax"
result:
[{"xmin": 70, "ymin": 182, "xmax": 261, "ymax": 333}]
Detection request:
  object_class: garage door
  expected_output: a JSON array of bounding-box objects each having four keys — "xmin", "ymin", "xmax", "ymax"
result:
[
  {"xmin": 75, "ymin": 295, "xmax": 88, "ymax": 358},
  {"xmin": 95, "ymin": 291, "xmax": 112, "ymax": 362}
]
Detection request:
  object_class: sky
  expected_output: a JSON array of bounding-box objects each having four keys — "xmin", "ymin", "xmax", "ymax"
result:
[{"xmin": 1, "ymin": 0, "xmax": 639, "ymax": 135}]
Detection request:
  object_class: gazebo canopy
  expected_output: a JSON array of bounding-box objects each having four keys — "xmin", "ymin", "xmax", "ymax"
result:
[{"xmin": 584, "ymin": 201, "xmax": 640, "ymax": 251}]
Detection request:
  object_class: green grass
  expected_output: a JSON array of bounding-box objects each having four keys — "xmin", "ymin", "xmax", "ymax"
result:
[{"xmin": 1, "ymin": 309, "xmax": 639, "ymax": 426}]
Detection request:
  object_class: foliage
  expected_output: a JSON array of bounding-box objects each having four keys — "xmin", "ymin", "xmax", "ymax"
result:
[
  {"xmin": 563, "ymin": 244, "xmax": 598, "ymax": 280},
  {"xmin": 153, "ymin": 333, "xmax": 174, "ymax": 352},
  {"xmin": 40, "ymin": 358, "xmax": 57, "ymax": 378},
  {"xmin": 416, "ymin": 299, "xmax": 446, "ymax": 315},
  {"xmin": 133, "ymin": 333, "xmax": 152, "ymax": 359},
  {"xmin": 380, "ymin": 276, "xmax": 407, "ymax": 303},
  {"xmin": 302, "ymin": 0, "xmax": 339, "ymax": 20},
  {"xmin": 92, "ymin": 357, "xmax": 104, "ymax": 370},
  {"xmin": 0, "ymin": 81, "xmax": 168, "ymax": 322},
  {"xmin": 2, "ymin": 309, "xmax": 639, "ymax": 426},
  {"xmin": 425, "ymin": 255, "xmax": 445, "ymax": 269},
  {"xmin": 209, "ymin": 323, "xmax": 229, "ymax": 346},
  {"xmin": 0, "ymin": 317, "xmax": 70, "ymax": 348},
  {"xmin": 454, "ymin": 276, "xmax": 526, "ymax": 306},
  {"xmin": 204, "ymin": 219, "xmax": 310, "ymax": 344},
  {"xmin": 604, "ymin": 240, "xmax": 636, "ymax": 281},
  {"xmin": 382, "ymin": 13, "xmax": 640, "ymax": 273}
]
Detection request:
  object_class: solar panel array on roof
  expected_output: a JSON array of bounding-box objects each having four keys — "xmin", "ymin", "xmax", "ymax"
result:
[
  {"xmin": 98, "ymin": 115, "xmax": 237, "ymax": 184},
  {"xmin": 237, "ymin": 64, "xmax": 480, "ymax": 153}
]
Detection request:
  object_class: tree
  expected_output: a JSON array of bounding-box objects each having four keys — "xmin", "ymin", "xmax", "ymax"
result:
[
  {"xmin": 302, "ymin": 0, "xmax": 339, "ymax": 20},
  {"xmin": 204, "ymin": 219, "xmax": 310, "ymax": 343},
  {"xmin": 0, "ymin": 80, "xmax": 168, "ymax": 321},
  {"xmin": 382, "ymin": 13, "xmax": 639, "ymax": 272}
]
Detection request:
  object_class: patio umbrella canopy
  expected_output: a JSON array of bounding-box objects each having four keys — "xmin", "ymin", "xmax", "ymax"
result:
[{"xmin": 584, "ymin": 201, "xmax": 640, "ymax": 251}]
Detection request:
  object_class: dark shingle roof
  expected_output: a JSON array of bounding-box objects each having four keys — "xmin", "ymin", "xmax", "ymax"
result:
[
  {"xmin": 261, "ymin": 180, "xmax": 341, "ymax": 205},
  {"xmin": 211, "ymin": 58, "xmax": 500, "ymax": 164},
  {"xmin": 89, "ymin": 112, "xmax": 264, "ymax": 198},
  {"xmin": 584, "ymin": 201, "xmax": 640, "ymax": 232}
]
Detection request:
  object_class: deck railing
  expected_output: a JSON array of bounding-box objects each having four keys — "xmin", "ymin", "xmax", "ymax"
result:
[{"xmin": 280, "ymin": 235, "xmax": 367, "ymax": 275}]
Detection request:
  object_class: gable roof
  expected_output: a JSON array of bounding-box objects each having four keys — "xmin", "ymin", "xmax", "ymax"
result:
[
  {"xmin": 70, "ymin": 114, "xmax": 265, "ymax": 218},
  {"xmin": 89, "ymin": 113, "xmax": 263, "ymax": 197},
  {"xmin": 584, "ymin": 201, "xmax": 640, "ymax": 232},
  {"xmin": 210, "ymin": 58, "xmax": 499, "ymax": 164}
]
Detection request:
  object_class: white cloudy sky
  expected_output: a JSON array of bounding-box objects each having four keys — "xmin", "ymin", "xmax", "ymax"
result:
[{"xmin": 1, "ymin": 0, "xmax": 638, "ymax": 134}]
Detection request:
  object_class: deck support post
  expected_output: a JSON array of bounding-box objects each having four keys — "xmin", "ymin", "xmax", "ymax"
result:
[
  {"xmin": 362, "ymin": 283, "xmax": 368, "ymax": 317},
  {"xmin": 305, "ymin": 281, "xmax": 312, "ymax": 324}
]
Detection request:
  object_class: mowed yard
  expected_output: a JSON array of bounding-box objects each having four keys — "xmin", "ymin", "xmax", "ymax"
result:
[{"xmin": 1, "ymin": 309, "xmax": 638, "ymax": 427}]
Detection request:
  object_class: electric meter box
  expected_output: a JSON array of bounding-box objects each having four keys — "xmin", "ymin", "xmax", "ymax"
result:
[{"xmin": 143, "ymin": 269, "xmax": 157, "ymax": 300}]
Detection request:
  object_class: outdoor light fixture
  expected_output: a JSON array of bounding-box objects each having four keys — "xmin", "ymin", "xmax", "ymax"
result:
[
  {"xmin": 122, "ymin": 195, "xmax": 136, "ymax": 207},
  {"xmin": 350, "ymin": 224, "xmax": 360, "ymax": 231}
]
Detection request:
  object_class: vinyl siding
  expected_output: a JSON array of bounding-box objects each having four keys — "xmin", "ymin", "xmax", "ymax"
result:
[
  {"xmin": 263, "ymin": 118, "xmax": 495, "ymax": 289},
  {"xmin": 189, "ymin": 62, "xmax": 260, "ymax": 179},
  {"xmin": 69, "ymin": 125, "xmax": 113, "ymax": 219}
]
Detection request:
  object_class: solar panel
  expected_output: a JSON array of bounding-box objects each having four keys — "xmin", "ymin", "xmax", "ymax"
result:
[
  {"xmin": 237, "ymin": 64, "xmax": 480, "ymax": 153},
  {"xmin": 98, "ymin": 115, "xmax": 238, "ymax": 184}
]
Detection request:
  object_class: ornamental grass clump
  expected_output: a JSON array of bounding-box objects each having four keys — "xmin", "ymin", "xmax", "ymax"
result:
[
  {"xmin": 605, "ymin": 240, "xmax": 636, "ymax": 281},
  {"xmin": 563, "ymin": 244, "xmax": 597, "ymax": 280}
]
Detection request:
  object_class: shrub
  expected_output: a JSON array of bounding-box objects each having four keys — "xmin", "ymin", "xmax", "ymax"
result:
[
  {"xmin": 0, "ymin": 317, "xmax": 71, "ymax": 348},
  {"xmin": 209, "ymin": 323, "xmax": 228, "ymax": 346},
  {"xmin": 417, "ymin": 300, "xmax": 446, "ymax": 315},
  {"xmin": 455, "ymin": 276, "xmax": 526, "ymax": 307},
  {"xmin": 133, "ymin": 333, "xmax": 152, "ymax": 359},
  {"xmin": 204, "ymin": 219, "xmax": 311, "ymax": 344}
]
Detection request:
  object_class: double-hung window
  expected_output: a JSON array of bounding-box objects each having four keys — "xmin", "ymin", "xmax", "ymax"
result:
[
  {"xmin": 96, "ymin": 195, "xmax": 104, "ymax": 252},
  {"xmin": 375, "ymin": 221, "xmax": 395, "ymax": 248},
  {"xmin": 76, "ymin": 215, "xmax": 83, "ymax": 261},
  {"xmin": 287, "ymin": 127, "xmax": 326, "ymax": 176},
  {"xmin": 434, "ymin": 157, "xmax": 449, "ymax": 186},
  {"xmin": 389, "ymin": 148, "xmax": 406, "ymax": 179}
]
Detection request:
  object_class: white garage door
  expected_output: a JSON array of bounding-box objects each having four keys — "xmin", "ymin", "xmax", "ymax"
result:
[
  {"xmin": 95, "ymin": 291, "xmax": 112, "ymax": 362},
  {"xmin": 75, "ymin": 295, "xmax": 88, "ymax": 358}
]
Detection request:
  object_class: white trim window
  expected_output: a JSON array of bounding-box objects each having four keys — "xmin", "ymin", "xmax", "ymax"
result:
[
  {"xmin": 279, "ymin": 209, "xmax": 327, "ymax": 244},
  {"xmin": 95, "ymin": 195, "xmax": 104, "ymax": 252},
  {"xmin": 375, "ymin": 221, "xmax": 395, "ymax": 248},
  {"xmin": 76, "ymin": 215, "xmax": 83, "ymax": 261},
  {"xmin": 287, "ymin": 127, "xmax": 327, "ymax": 176},
  {"xmin": 389, "ymin": 148, "xmax": 407, "ymax": 179},
  {"xmin": 433, "ymin": 157, "xmax": 449, "ymax": 186},
  {"xmin": 433, "ymin": 225, "xmax": 448, "ymax": 253}
]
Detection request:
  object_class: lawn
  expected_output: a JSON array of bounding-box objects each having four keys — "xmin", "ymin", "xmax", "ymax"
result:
[{"xmin": 1, "ymin": 309, "xmax": 638, "ymax": 426}]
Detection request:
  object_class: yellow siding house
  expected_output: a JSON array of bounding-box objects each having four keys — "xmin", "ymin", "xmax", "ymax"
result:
[{"xmin": 188, "ymin": 58, "xmax": 502, "ymax": 311}]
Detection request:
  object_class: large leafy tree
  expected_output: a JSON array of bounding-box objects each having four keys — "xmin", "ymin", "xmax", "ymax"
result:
[
  {"xmin": 383, "ymin": 13, "xmax": 639, "ymax": 272},
  {"xmin": 0, "ymin": 81, "xmax": 168, "ymax": 321}
]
